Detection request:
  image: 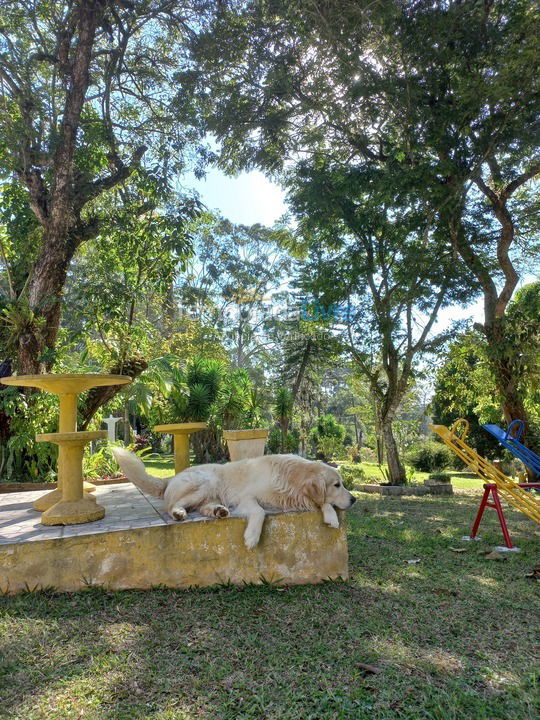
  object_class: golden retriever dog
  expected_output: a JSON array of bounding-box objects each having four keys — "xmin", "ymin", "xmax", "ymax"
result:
[{"xmin": 112, "ymin": 449, "xmax": 356, "ymax": 549}]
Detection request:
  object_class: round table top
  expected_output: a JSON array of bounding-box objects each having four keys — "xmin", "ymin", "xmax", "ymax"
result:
[
  {"xmin": 153, "ymin": 422, "xmax": 208, "ymax": 434},
  {"xmin": 0, "ymin": 373, "xmax": 132, "ymax": 394},
  {"xmin": 36, "ymin": 430, "xmax": 108, "ymax": 444}
]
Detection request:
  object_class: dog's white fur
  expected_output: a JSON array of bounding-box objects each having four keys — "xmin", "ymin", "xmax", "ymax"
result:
[{"xmin": 112, "ymin": 449, "xmax": 355, "ymax": 549}]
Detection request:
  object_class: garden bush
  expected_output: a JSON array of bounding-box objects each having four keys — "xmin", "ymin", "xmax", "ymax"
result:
[
  {"xmin": 0, "ymin": 384, "xmax": 58, "ymax": 483},
  {"xmin": 310, "ymin": 414, "xmax": 347, "ymax": 461},
  {"xmin": 339, "ymin": 463, "xmax": 366, "ymax": 489},
  {"xmin": 83, "ymin": 443, "xmax": 124, "ymax": 480},
  {"xmin": 267, "ymin": 427, "xmax": 300, "ymax": 454},
  {"xmin": 408, "ymin": 440, "xmax": 453, "ymax": 472},
  {"xmin": 428, "ymin": 472, "xmax": 452, "ymax": 483},
  {"xmin": 83, "ymin": 442, "xmax": 152, "ymax": 479}
]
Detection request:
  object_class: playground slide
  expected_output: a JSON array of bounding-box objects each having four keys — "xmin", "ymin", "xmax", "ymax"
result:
[
  {"xmin": 429, "ymin": 420, "xmax": 540, "ymax": 527},
  {"xmin": 483, "ymin": 420, "xmax": 540, "ymax": 477}
]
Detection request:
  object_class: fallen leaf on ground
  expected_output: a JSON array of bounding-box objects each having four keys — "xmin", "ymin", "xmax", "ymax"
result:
[
  {"xmin": 449, "ymin": 547, "xmax": 467, "ymax": 553},
  {"xmin": 484, "ymin": 551, "xmax": 507, "ymax": 561},
  {"xmin": 524, "ymin": 565, "xmax": 540, "ymax": 580},
  {"xmin": 432, "ymin": 588, "xmax": 458, "ymax": 597},
  {"xmin": 357, "ymin": 662, "xmax": 383, "ymax": 675}
]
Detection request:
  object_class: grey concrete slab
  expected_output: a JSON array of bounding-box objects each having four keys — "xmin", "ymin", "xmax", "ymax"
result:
[{"xmin": 0, "ymin": 483, "xmax": 227, "ymax": 545}]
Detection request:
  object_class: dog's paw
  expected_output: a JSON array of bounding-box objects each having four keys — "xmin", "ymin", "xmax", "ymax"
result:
[
  {"xmin": 213, "ymin": 505, "xmax": 230, "ymax": 519},
  {"xmin": 244, "ymin": 529, "xmax": 260, "ymax": 550},
  {"xmin": 171, "ymin": 507, "xmax": 187, "ymax": 521},
  {"xmin": 324, "ymin": 517, "xmax": 340, "ymax": 529}
]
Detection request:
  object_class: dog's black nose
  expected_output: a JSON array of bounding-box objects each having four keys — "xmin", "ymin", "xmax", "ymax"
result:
[{"xmin": 350, "ymin": 496, "xmax": 356, "ymax": 505}]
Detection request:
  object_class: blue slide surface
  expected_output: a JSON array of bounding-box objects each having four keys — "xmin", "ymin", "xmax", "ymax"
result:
[{"xmin": 483, "ymin": 420, "xmax": 540, "ymax": 477}]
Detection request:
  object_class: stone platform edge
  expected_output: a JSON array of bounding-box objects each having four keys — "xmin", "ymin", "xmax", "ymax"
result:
[
  {"xmin": 0, "ymin": 510, "xmax": 349, "ymax": 595},
  {"xmin": 357, "ymin": 483, "xmax": 453, "ymax": 496}
]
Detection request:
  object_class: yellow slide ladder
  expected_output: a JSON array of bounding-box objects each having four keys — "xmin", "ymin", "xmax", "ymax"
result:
[{"xmin": 429, "ymin": 419, "xmax": 540, "ymax": 526}]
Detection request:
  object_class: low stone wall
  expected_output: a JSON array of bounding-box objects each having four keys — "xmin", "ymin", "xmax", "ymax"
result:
[
  {"xmin": 357, "ymin": 483, "xmax": 453, "ymax": 496},
  {"xmin": 0, "ymin": 510, "xmax": 349, "ymax": 595}
]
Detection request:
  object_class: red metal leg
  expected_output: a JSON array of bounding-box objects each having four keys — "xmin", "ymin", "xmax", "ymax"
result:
[
  {"xmin": 470, "ymin": 485, "xmax": 514, "ymax": 548},
  {"xmin": 490, "ymin": 488, "xmax": 513, "ymax": 549},
  {"xmin": 470, "ymin": 486, "xmax": 490, "ymax": 538}
]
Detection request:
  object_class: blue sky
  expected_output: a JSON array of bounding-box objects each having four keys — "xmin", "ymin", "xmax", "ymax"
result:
[{"xmin": 186, "ymin": 168, "xmax": 288, "ymax": 226}]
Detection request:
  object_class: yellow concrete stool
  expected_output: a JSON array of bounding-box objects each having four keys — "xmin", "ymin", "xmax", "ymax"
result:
[
  {"xmin": 37, "ymin": 431, "xmax": 107, "ymax": 525},
  {"xmin": 153, "ymin": 422, "xmax": 208, "ymax": 473}
]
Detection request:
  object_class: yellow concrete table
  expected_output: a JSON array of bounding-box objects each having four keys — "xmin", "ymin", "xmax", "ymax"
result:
[
  {"xmin": 153, "ymin": 422, "xmax": 208, "ymax": 473},
  {"xmin": 0, "ymin": 374, "xmax": 131, "ymax": 524}
]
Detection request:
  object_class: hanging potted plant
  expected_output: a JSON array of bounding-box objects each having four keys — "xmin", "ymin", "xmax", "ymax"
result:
[{"xmin": 220, "ymin": 375, "xmax": 269, "ymax": 461}]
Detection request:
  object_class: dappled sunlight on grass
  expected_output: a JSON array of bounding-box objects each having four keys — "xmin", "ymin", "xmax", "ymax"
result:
[
  {"xmin": 466, "ymin": 574, "xmax": 502, "ymax": 588},
  {"xmin": 370, "ymin": 636, "xmax": 467, "ymax": 678},
  {"xmin": 0, "ymin": 491, "xmax": 538, "ymax": 719}
]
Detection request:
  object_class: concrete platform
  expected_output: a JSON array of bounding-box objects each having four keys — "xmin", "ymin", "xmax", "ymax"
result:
[
  {"xmin": 0, "ymin": 484, "xmax": 348, "ymax": 594},
  {"xmin": 357, "ymin": 483, "xmax": 453, "ymax": 496}
]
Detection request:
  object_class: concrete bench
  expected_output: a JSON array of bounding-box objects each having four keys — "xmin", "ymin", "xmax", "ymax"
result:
[{"xmin": 0, "ymin": 483, "xmax": 349, "ymax": 594}]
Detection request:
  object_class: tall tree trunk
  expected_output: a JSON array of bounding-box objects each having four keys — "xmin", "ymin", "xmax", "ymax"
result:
[
  {"xmin": 483, "ymin": 318, "xmax": 528, "ymax": 428},
  {"xmin": 123, "ymin": 400, "xmax": 131, "ymax": 445},
  {"xmin": 461, "ymin": 162, "xmax": 540, "ymax": 446},
  {"xmin": 0, "ymin": 361, "xmax": 13, "ymax": 472},
  {"xmin": 17, "ymin": 235, "xmax": 76, "ymax": 373},
  {"xmin": 15, "ymin": 0, "xmax": 107, "ymax": 374},
  {"xmin": 381, "ymin": 418, "xmax": 406, "ymax": 485},
  {"xmin": 375, "ymin": 432, "xmax": 384, "ymax": 466},
  {"xmin": 279, "ymin": 417, "xmax": 290, "ymax": 453},
  {"xmin": 291, "ymin": 337, "xmax": 313, "ymax": 403}
]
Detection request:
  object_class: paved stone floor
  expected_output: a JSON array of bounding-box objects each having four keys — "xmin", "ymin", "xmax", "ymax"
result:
[{"xmin": 0, "ymin": 483, "xmax": 217, "ymax": 545}]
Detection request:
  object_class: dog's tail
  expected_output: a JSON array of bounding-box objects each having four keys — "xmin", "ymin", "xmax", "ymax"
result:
[{"xmin": 111, "ymin": 447, "xmax": 168, "ymax": 498}]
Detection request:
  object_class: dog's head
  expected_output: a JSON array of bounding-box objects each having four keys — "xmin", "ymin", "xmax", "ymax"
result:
[{"xmin": 289, "ymin": 460, "xmax": 356, "ymax": 509}]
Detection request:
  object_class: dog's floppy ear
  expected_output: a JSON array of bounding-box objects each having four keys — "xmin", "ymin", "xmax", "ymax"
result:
[{"xmin": 288, "ymin": 463, "xmax": 326, "ymax": 506}]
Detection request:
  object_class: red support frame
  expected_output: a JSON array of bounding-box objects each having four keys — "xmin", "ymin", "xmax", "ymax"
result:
[{"xmin": 470, "ymin": 483, "xmax": 540, "ymax": 548}]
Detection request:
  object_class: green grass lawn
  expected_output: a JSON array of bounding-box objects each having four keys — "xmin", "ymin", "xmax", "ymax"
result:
[
  {"xmin": 1, "ymin": 490, "xmax": 539, "ymax": 719},
  {"xmin": 143, "ymin": 454, "xmax": 177, "ymax": 478},
  {"xmin": 357, "ymin": 462, "xmax": 486, "ymax": 492}
]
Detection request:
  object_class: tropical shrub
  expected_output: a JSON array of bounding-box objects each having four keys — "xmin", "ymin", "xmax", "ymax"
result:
[
  {"xmin": 133, "ymin": 433, "xmax": 152, "ymax": 452},
  {"xmin": 274, "ymin": 386, "xmax": 293, "ymax": 452},
  {"xmin": 165, "ymin": 357, "xmax": 267, "ymax": 463},
  {"xmin": 83, "ymin": 443, "xmax": 124, "ymax": 480},
  {"xmin": 0, "ymin": 384, "xmax": 58, "ymax": 483}
]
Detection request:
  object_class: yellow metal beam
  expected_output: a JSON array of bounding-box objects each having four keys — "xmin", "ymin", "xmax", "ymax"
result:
[{"xmin": 430, "ymin": 420, "xmax": 540, "ymax": 526}]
